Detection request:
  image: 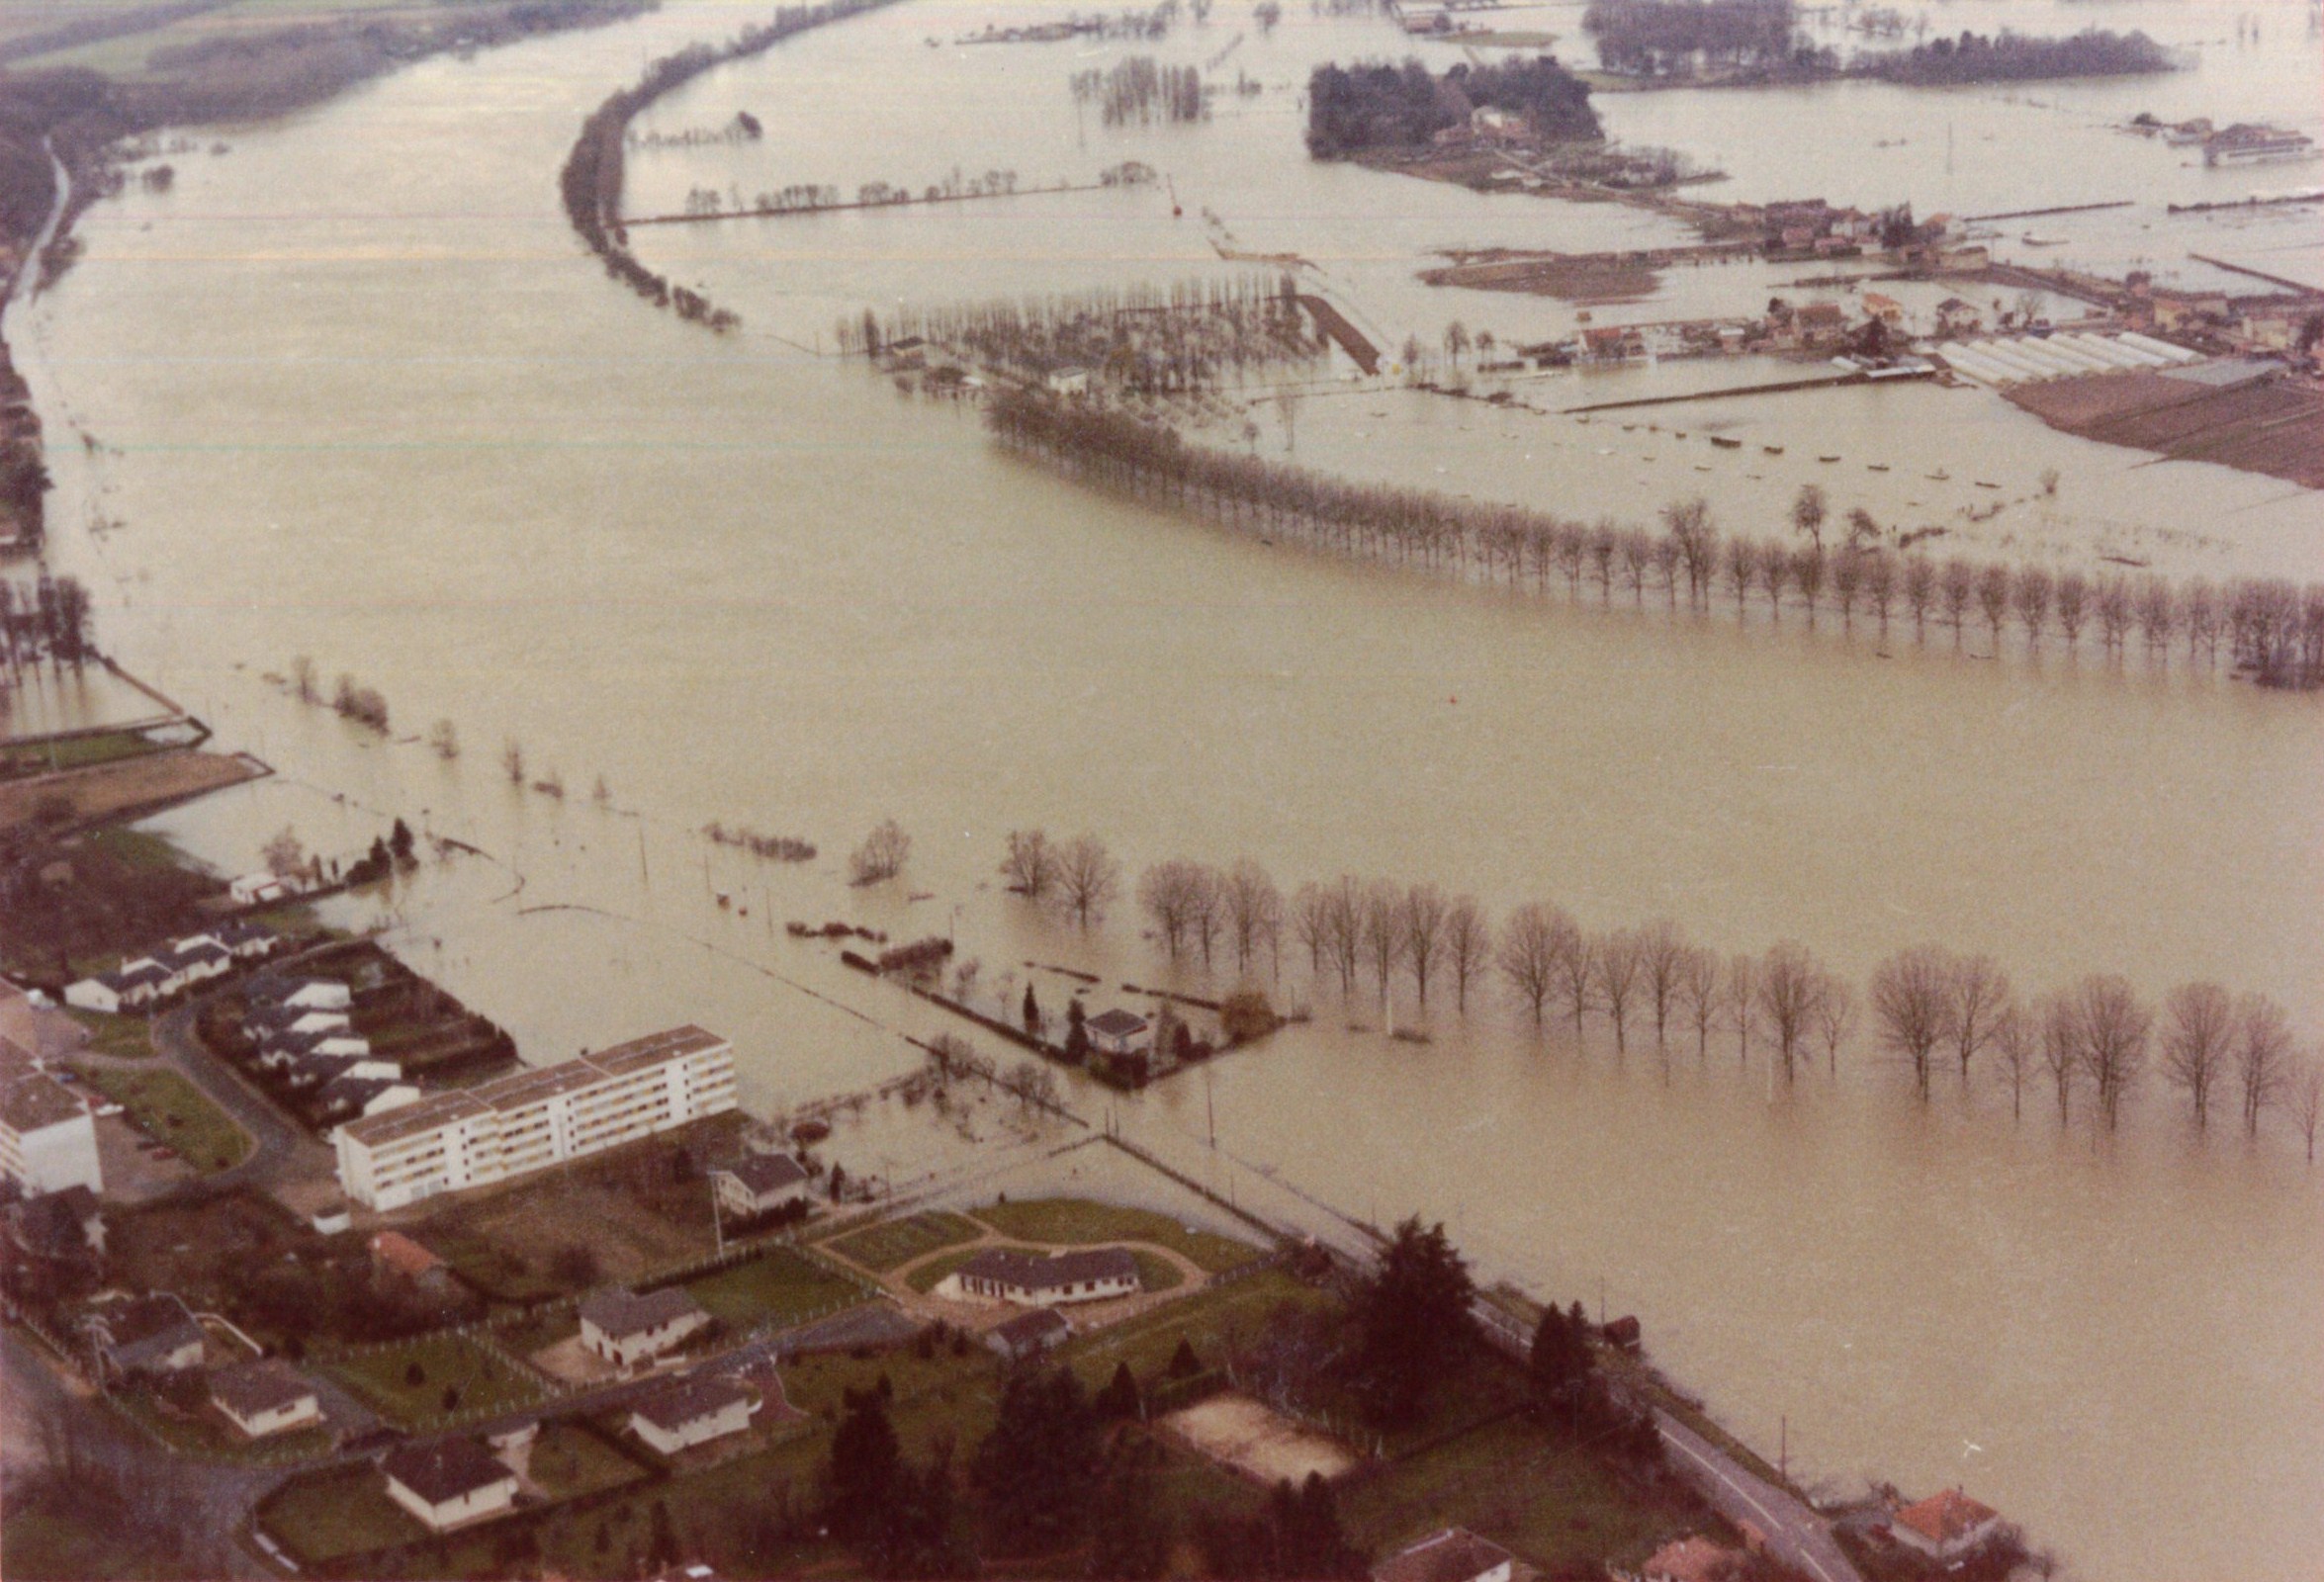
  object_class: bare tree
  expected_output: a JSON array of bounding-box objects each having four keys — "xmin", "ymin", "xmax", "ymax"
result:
[
  {"xmin": 1790, "ymin": 483, "xmax": 1827, "ymax": 553},
  {"xmin": 1637, "ymin": 921, "xmax": 1687, "ymax": 1048},
  {"xmin": 1186, "ymin": 863, "xmax": 1225, "ymax": 966},
  {"xmin": 1138, "ymin": 860, "xmax": 1206, "ymax": 959},
  {"xmin": 1872, "ymin": 945, "xmax": 1951, "ymax": 1099},
  {"xmin": 1359, "ymin": 880, "xmax": 1405, "ymax": 1003},
  {"xmin": 1677, "ymin": 946, "xmax": 1720, "ymax": 1060},
  {"xmin": 1322, "ymin": 876, "xmax": 1363, "ymax": 996},
  {"xmin": 1755, "ymin": 941, "xmax": 1825, "ymax": 1082},
  {"xmin": 1725, "ymin": 952, "xmax": 1756, "ymax": 1064},
  {"xmin": 2235, "ymin": 993, "xmax": 2294, "ymax": 1138},
  {"xmin": 1399, "ymin": 884, "xmax": 1449, "ymax": 1007},
  {"xmin": 2291, "ymin": 1055, "xmax": 2323, "ymax": 1164},
  {"xmin": 1593, "ymin": 929, "xmax": 1643, "ymax": 1053},
  {"xmin": 1555, "ymin": 921, "xmax": 1597, "ymax": 1033},
  {"xmin": 2074, "ymin": 974, "xmax": 2151, "ymax": 1131},
  {"xmin": 2038, "ymin": 991, "xmax": 2080, "ymax": 1123},
  {"xmin": 1055, "ymin": 834, "xmax": 1119, "ymax": 928},
  {"xmin": 849, "ymin": 819, "xmax": 912, "ymax": 886},
  {"xmin": 262, "ymin": 826, "xmax": 306, "ymax": 878},
  {"xmin": 290, "ymin": 654, "xmax": 318, "ymax": 704},
  {"xmin": 1223, "ymin": 859, "xmax": 1282, "ymax": 975},
  {"xmin": 427, "ymin": 718, "xmax": 459, "ymax": 760},
  {"xmin": 1947, "ymin": 954, "xmax": 2011, "ymax": 1086},
  {"xmin": 1991, "ymin": 1005, "xmax": 2033, "ymax": 1120},
  {"xmin": 502, "ymin": 738, "xmax": 526, "ymax": 785},
  {"xmin": 1002, "ymin": 829, "xmax": 1057, "ymax": 899},
  {"xmin": 1497, "ymin": 904, "xmax": 1560, "ymax": 1025},
  {"xmin": 2161, "ymin": 982, "xmax": 2235, "ymax": 1131},
  {"xmin": 1443, "ymin": 896, "xmax": 1489, "ymax": 1013},
  {"xmin": 1812, "ymin": 969, "xmax": 1855, "ymax": 1078},
  {"xmin": 1292, "ymin": 882, "xmax": 1331, "ymax": 975}
]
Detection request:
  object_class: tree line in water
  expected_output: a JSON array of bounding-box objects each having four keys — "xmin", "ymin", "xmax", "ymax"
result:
[
  {"xmin": 1072, "ymin": 56, "xmax": 1207, "ymax": 126},
  {"xmin": 0, "ymin": 572, "xmax": 94, "ymax": 671},
  {"xmin": 845, "ymin": 276, "xmax": 1322, "ymax": 394},
  {"xmin": 558, "ymin": 0, "xmax": 899, "ymax": 334},
  {"xmin": 986, "ymin": 389, "xmax": 2324, "ymax": 689},
  {"xmin": 997, "ymin": 829, "xmax": 2324, "ymax": 1157}
]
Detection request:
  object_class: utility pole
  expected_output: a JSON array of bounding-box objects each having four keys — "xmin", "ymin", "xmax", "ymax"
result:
[{"xmin": 1781, "ymin": 1415, "xmax": 1788, "ymax": 1484}]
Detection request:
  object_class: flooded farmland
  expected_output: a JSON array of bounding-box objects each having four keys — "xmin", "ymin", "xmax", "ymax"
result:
[{"xmin": 8, "ymin": 0, "xmax": 2322, "ymax": 1575}]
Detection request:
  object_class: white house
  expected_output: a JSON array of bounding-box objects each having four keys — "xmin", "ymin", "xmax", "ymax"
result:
[
  {"xmin": 64, "ymin": 959, "xmax": 175, "ymax": 1013},
  {"xmin": 941, "ymin": 1247, "xmax": 1140, "ymax": 1307},
  {"xmin": 1044, "ymin": 366, "xmax": 1092, "ymax": 396},
  {"xmin": 1084, "ymin": 1009, "xmax": 1151, "ymax": 1058},
  {"xmin": 381, "ymin": 1438, "xmax": 519, "ymax": 1533},
  {"xmin": 210, "ymin": 1359, "xmax": 323, "ymax": 1439},
  {"xmin": 713, "ymin": 1153, "xmax": 810, "ymax": 1220},
  {"xmin": 627, "ymin": 1374, "xmax": 758, "ymax": 1455},
  {"xmin": 1372, "ymin": 1529, "xmax": 1515, "ymax": 1582},
  {"xmin": 1892, "ymin": 1488, "xmax": 2004, "ymax": 1563},
  {"xmin": 250, "ymin": 1005, "xmax": 351, "ymax": 1039},
  {"xmin": 1, "ymin": 1039, "xmax": 103, "ymax": 1197},
  {"xmin": 214, "ymin": 921, "xmax": 282, "ymax": 960},
  {"xmin": 164, "ymin": 938, "xmax": 235, "ymax": 987},
  {"xmin": 229, "ymin": 872, "xmax": 290, "ymax": 907},
  {"xmin": 250, "ymin": 978, "xmax": 352, "ymax": 1012},
  {"xmin": 579, "ymin": 1286, "xmax": 711, "ymax": 1369}
]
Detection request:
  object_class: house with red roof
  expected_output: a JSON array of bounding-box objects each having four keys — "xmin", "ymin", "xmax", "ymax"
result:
[{"xmin": 1892, "ymin": 1487, "xmax": 2003, "ymax": 1562}]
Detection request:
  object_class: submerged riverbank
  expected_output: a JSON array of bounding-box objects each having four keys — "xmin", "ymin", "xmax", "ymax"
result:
[{"xmin": 10, "ymin": 0, "xmax": 2322, "ymax": 1574}]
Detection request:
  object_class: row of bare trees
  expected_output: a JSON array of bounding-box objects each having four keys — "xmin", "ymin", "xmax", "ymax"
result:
[
  {"xmin": 996, "ymin": 829, "xmax": 2323, "ymax": 1154},
  {"xmin": 987, "ymin": 389, "xmax": 2324, "ymax": 689},
  {"xmin": 0, "ymin": 571, "xmax": 93, "ymax": 671}
]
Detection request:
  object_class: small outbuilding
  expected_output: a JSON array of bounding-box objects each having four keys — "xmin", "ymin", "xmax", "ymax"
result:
[
  {"xmin": 1084, "ymin": 1009, "xmax": 1151, "ymax": 1058},
  {"xmin": 1371, "ymin": 1527, "xmax": 1515, "ymax": 1582},
  {"xmin": 987, "ymin": 1306, "xmax": 1070, "ymax": 1362}
]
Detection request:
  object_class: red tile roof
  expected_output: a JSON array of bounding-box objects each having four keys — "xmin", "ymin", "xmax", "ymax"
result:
[
  {"xmin": 369, "ymin": 1230, "xmax": 446, "ymax": 1278},
  {"xmin": 1896, "ymin": 1487, "xmax": 2000, "ymax": 1544}
]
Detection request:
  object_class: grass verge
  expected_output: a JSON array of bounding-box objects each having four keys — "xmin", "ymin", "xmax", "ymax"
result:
[
  {"xmin": 72, "ymin": 1063, "xmax": 248, "ymax": 1172},
  {"xmin": 327, "ymin": 1331, "xmax": 545, "ymax": 1426},
  {"xmin": 823, "ymin": 1209, "xmax": 981, "ymax": 1272},
  {"xmin": 970, "ymin": 1196, "xmax": 1261, "ymax": 1274}
]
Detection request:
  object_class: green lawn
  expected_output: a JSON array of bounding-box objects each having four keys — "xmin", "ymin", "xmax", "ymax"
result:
[
  {"xmin": 72, "ymin": 1064, "xmax": 248, "ymax": 1172},
  {"xmin": 681, "ymin": 1248, "xmax": 863, "ymax": 1330},
  {"xmin": 328, "ymin": 1332, "xmax": 546, "ymax": 1426},
  {"xmin": 824, "ymin": 1209, "xmax": 982, "ymax": 1273},
  {"xmin": 528, "ymin": 1423, "xmax": 647, "ymax": 1500},
  {"xmin": 1338, "ymin": 1412, "xmax": 1692, "ymax": 1571},
  {"xmin": 492, "ymin": 1307, "xmax": 579, "ymax": 1360},
  {"xmin": 1058, "ymin": 1268, "xmax": 1329, "ymax": 1394},
  {"xmin": 970, "ymin": 1197, "xmax": 1263, "ymax": 1274},
  {"xmin": 72, "ymin": 1011, "xmax": 155, "ymax": 1058},
  {"xmin": 0, "ymin": 730, "xmax": 166, "ymax": 780},
  {"xmin": 257, "ymin": 1463, "xmax": 429, "ymax": 1564}
]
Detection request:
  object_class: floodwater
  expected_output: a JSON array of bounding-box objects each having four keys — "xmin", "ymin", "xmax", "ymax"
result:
[{"xmin": 8, "ymin": 0, "xmax": 2323, "ymax": 1576}]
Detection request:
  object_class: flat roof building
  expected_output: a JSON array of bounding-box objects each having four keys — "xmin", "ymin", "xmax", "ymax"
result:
[
  {"xmin": 0, "ymin": 1036, "xmax": 102, "ymax": 1198},
  {"xmin": 332, "ymin": 1025, "xmax": 737, "ymax": 1210}
]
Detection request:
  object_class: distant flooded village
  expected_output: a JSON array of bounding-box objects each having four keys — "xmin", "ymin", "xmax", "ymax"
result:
[{"xmin": 2, "ymin": 0, "xmax": 2321, "ymax": 1579}]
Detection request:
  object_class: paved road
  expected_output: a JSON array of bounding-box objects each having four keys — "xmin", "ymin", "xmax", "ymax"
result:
[{"xmin": 1654, "ymin": 1411, "xmax": 1864, "ymax": 1582}]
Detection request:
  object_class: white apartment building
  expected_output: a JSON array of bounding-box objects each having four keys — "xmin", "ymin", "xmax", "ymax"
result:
[
  {"xmin": 0, "ymin": 1037, "xmax": 104, "ymax": 1197},
  {"xmin": 331, "ymin": 1025, "xmax": 738, "ymax": 1210}
]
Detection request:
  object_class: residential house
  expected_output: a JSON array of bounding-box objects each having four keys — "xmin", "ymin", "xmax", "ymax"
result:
[
  {"xmin": 315, "ymin": 1075, "xmax": 419, "ymax": 1123},
  {"xmin": 987, "ymin": 1305, "xmax": 1070, "ymax": 1362},
  {"xmin": 1861, "ymin": 292, "xmax": 1905, "ymax": 326},
  {"xmin": 210, "ymin": 1359, "xmax": 323, "ymax": 1439},
  {"xmin": 1795, "ymin": 302, "xmax": 1848, "ymax": 346},
  {"xmin": 1372, "ymin": 1528, "xmax": 1516, "ymax": 1582},
  {"xmin": 0, "ymin": 1040, "xmax": 102, "ymax": 1196},
  {"xmin": 1581, "ymin": 324, "xmax": 1647, "ymax": 364},
  {"xmin": 249, "ymin": 1003, "xmax": 353, "ymax": 1040},
  {"xmin": 627, "ymin": 1374, "xmax": 758, "ymax": 1455},
  {"xmin": 1892, "ymin": 1488, "xmax": 2004, "ymax": 1563},
  {"xmin": 713, "ymin": 1153, "xmax": 811, "ymax": 1221},
  {"xmin": 1085, "ymin": 1009, "xmax": 1152, "ymax": 1058},
  {"xmin": 380, "ymin": 1438, "xmax": 520, "ymax": 1533},
  {"xmin": 214, "ymin": 921, "xmax": 282, "ymax": 960},
  {"xmin": 248, "ymin": 977, "xmax": 353, "ymax": 1013},
  {"xmin": 579, "ymin": 1286, "xmax": 712, "ymax": 1368},
  {"xmin": 64, "ymin": 959, "xmax": 174, "ymax": 1013},
  {"xmin": 943, "ymin": 1246, "xmax": 1140, "ymax": 1307},
  {"xmin": 8, "ymin": 1185, "xmax": 105, "ymax": 1261},
  {"xmin": 370, "ymin": 1231, "xmax": 458, "ymax": 1294},
  {"xmin": 163, "ymin": 937, "xmax": 235, "ymax": 988},
  {"xmin": 1470, "ymin": 105, "xmax": 1526, "ymax": 144},
  {"xmin": 85, "ymin": 1292, "xmax": 205, "ymax": 1378},
  {"xmin": 229, "ymin": 872, "xmax": 291, "ymax": 907},
  {"xmin": 1934, "ymin": 297, "xmax": 1983, "ymax": 336},
  {"xmin": 1044, "ymin": 367, "xmax": 1092, "ymax": 396}
]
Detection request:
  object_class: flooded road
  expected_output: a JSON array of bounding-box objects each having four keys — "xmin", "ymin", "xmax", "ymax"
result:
[{"xmin": 9, "ymin": 1, "xmax": 2323, "ymax": 1575}]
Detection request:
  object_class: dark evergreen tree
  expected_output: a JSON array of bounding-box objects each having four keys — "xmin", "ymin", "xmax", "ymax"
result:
[
  {"xmin": 1096, "ymin": 1360, "xmax": 1142, "ymax": 1420},
  {"xmin": 827, "ymin": 1387, "xmax": 902, "ymax": 1540},
  {"xmin": 1352, "ymin": 1216, "xmax": 1475, "ymax": 1427},
  {"xmin": 973, "ymin": 1365, "xmax": 1102, "ymax": 1553},
  {"xmin": 1089, "ymin": 1437, "xmax": 1173, "ymax": 1579},
  {"xmin": 1528, "ymin": 1301, "xmax": 1594, "ymax": 1424},
  {"xmin": 1024, "ymin": 982, "xmax": 1042, "ymax": 1035}
]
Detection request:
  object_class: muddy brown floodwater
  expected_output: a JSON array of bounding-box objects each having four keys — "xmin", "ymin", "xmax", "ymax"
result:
[{"xmin": 9, "ymin": 1, "xmax": 2323, "ymax": 1576}]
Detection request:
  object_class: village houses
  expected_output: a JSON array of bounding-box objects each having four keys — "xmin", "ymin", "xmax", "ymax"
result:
[
  {"xmin": 626, "ymin": 1374, "xmax": 759, "ymax": 1455},
  {"xmin": 579, "ymin": 1285, "xmax": 712, "ymax": 1369},
  {"xmin": 380, "ymin": 1438, "xmax": 520, "ymax": 1533},
  {"xmin": 210, "ymin": 1359, "xmax": 324, "ymax": 1440}
]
